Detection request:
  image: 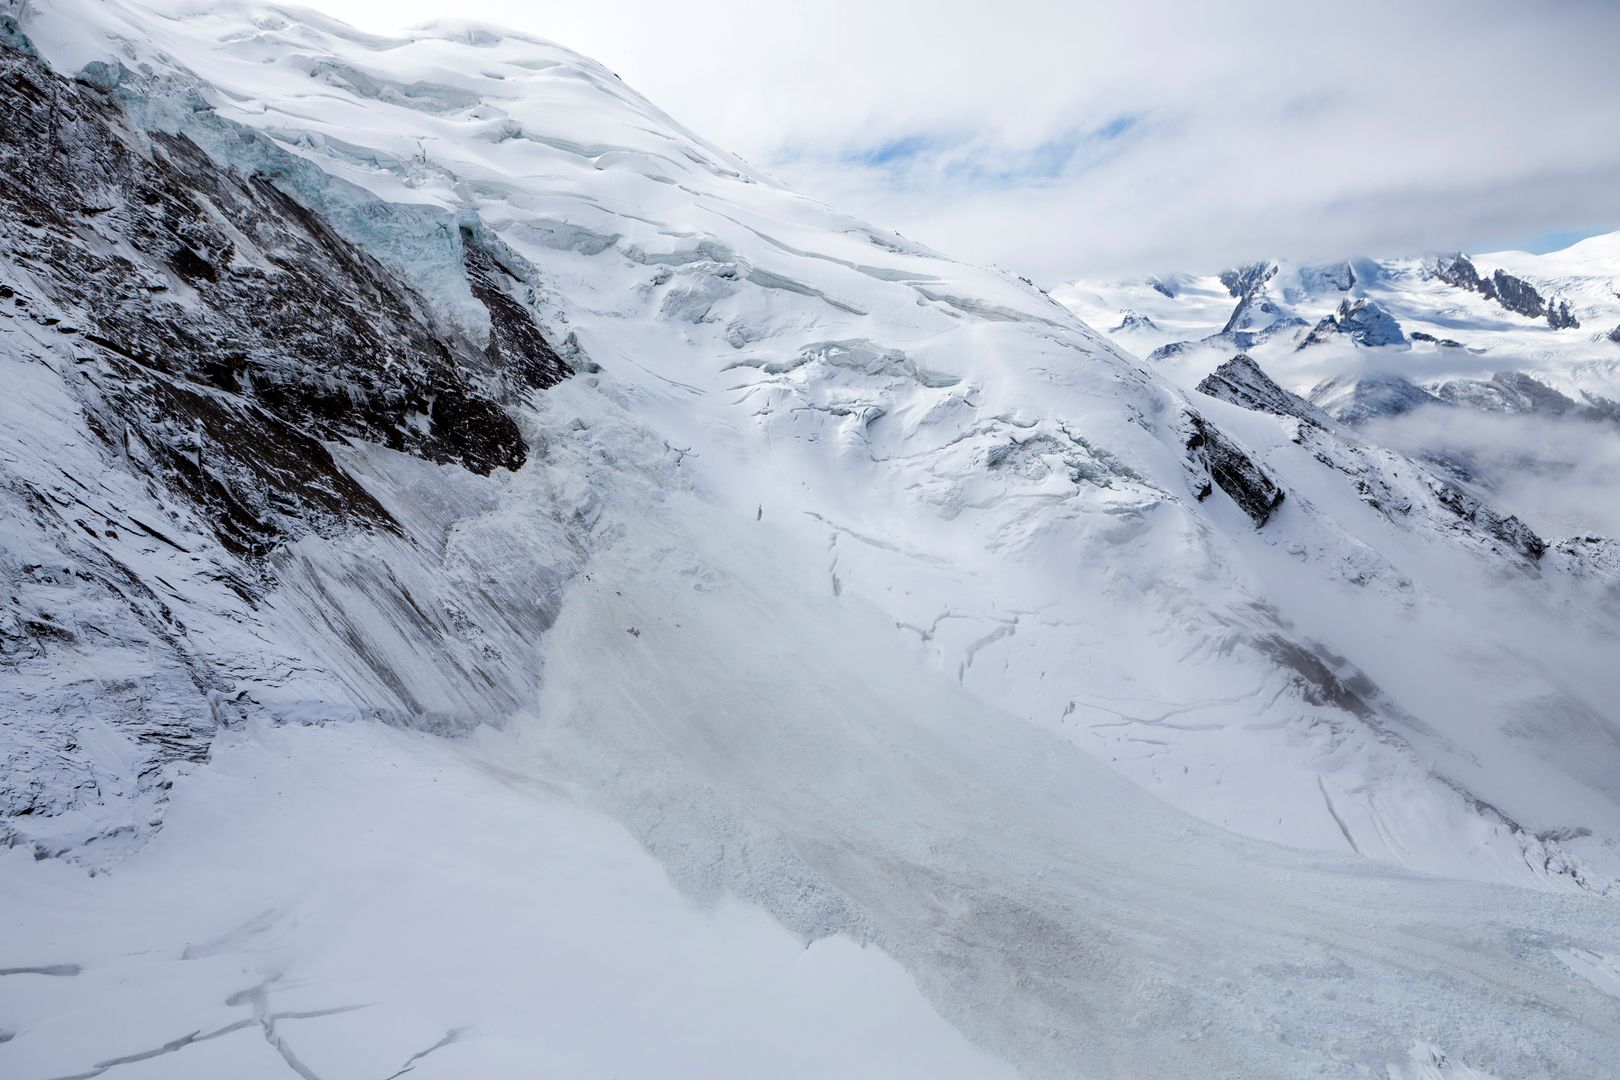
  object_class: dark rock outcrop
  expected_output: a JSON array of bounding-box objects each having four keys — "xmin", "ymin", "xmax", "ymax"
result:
[
  {"xmin": 1334, "ymin": 298, "xmax": 1406, "ymax": 346},
  {"xmin": 1218, "ymin": 260, "xmax": 1298, "ymax": 341},
  {"xmin": 1184, "ymin": 413, "xmax": 1286, "ymax": 527},
  {"xmin": 1147, "ymin": 341, "xmax": 1192, "ymax": 362},
  {"xmin": 1428, "ymin": 480, "xmax": 1545, "ymax": 561},
  {"xmin": 0, "ymin": 42, "xmax": 569, "ymax": 562},
  {"xmin": 1298, "ymin": 298, "xmax": 1405, "ymax": 349},
  {"xmin": 1298, "ymin": 262, "xmax": 1355, "ymax": 293},
  {"xmin": 1219, "ymin": 261, "xmax": 1276, "ymax": 299},
  {"xmin": 1482, "ymin": 269, "xmax": 1546, "ymax": 320},
  {"xmin": 1431, "ymin": 252, "xmax": 1577, "ymax": 328},
  {"xmin": 1253, "ymin": 635, "xmax": 1376, "ymax": 719},
  {"xmin": 1431, "ymin": 252, "xmax": 1486, "ymax": 293},
  {"xmin": 461, "ymin": 232, "xmax": 571, "ymax": 391},
  {"xmin": 0, "ymin": 30, "xmax": 575, "ymax": 851},
  {"xmin": 1432, "ymin": 371, "xmax": 1577, "ymax": 417},
  {"xmin": 1110, "ymin": 310, "xmax": 1158, "ymax": 333},
  {"xmin": 1547, "ymin": 299, "xmax": 1580, "ymax": 330},
  {"xmin": 1195, "ymin": 354, "xmax": 1331, "ymax": 427},
  {"xmin": 1432, "ymin": 371, "xmax": 1620, "ymax": 425},
  {"xmin": 1222, "ymin": 293, "xmax": 1287, "ymax": 336}
]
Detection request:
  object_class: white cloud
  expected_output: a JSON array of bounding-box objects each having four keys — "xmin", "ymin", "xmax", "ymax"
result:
[
  {"xmin": 1364, "ymin": 407, "xmax": 1620, "ymax": 539},
  {"xmin": 302, "ymin": 0, "xmax": 1620, "ymax": 283}
]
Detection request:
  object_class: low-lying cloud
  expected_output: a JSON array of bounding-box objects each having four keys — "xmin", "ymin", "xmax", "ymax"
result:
[{"xmin": 1363, "ymin": 407, "xmax": 1620, "ymax": 540}]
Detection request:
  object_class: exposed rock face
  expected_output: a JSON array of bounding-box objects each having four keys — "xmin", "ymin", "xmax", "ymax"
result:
[
  {"xmin": 1298, "ymin": 314, "xmax": 1339, "ymax": 349},
  {"xmin": 1298, "ymin": 297, "xmax": 1406, "ymax": 349},
  {"xmin": 1432, "ymin": 370, "xmax": 1620, "ymax": 425},
  {"xmin": 1200, "ymin": 357, "xmax": 1553, "ymax": 566},
  {"xmin": 1219, "ymin": 261, "xmax": 1276, "ymax": 299},
  {"xmin": 1298, "ymin": 262, "xmax": 1355, "ymax": 293},
  {"xmin": 1218, "ymin": 260, "xmax": 1303, "ymax": 343},
  {"xmin": 1427, "ymin": 479, "xmax": 1545, "ymax": 561},
  {"xmin": 0, "ymin": 47, "xmax": 569, "ymax": 546},
  {"xmin": 0, "ymin": 35, "xmax": 573, "ymax": 852},
  {"xmin": 461, "ymin": 234, "xmax": 571, "ymax": 391},
  {"xmin": 1195, "ymin": 354, "xmax": 1332, "ymax": 427},
  {"xmin": 1308, "ymin": 373, "xmax": 1445, "ymax": 425},
  {"xmin": 1110, "ymin": 310, "xmax": 1158, "ymax": 333},
  {"xmin": 1579, "ymin": 390, "xmax": 1620, "ymax": 424},
  {"xmin": 1430, "ymin": 252, "xmax": 1486, "ymax": 292},
  {"xmin": 1410, "ymin": 331, "xmax": 1464, "ymax": 348},
  {"xmin": 1430, "ymin": 252, "xmax": 1578, "ymax": 328},
  {"xmin": 1333, "ymin": 297, "xmax": 1406, "ymax": 346},
  {"xmin": 1253, "ymin": 635, "xmax": 1376, "ymax": 719},
  {"xmin": 1547, "ymin": 299, "xmax": 1580, "ymax": 330},
  {"xmin": 1482, "ymin": 268, "xmax": 1546, "ymax": 319},
  {"xmin": 1221, "ymin": 292, "xmax": 1280, "ymax": 335},
  {"xmin": 1184, "ymin": 412, "xmax": 1286, "ymax": 527},
  {"xmin": 1146, "ymin": 340, "xmax": 1192, "ymax": 361}
]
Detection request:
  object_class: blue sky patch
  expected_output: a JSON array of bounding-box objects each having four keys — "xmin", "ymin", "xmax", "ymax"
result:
[{"xmin": 829, "ymin": 113, "xmax": 1143, "ymax": 192}]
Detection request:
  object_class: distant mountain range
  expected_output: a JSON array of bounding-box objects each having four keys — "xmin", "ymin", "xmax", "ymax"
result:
[{"xmin": 1057, "ymin": 232, "xmax": 1620, "ymax": 423}]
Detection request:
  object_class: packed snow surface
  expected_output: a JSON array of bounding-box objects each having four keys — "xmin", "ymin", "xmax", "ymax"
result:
[{"xmin": 3, "ymin": 1, "xmax": 1620, "ymax": 1077}]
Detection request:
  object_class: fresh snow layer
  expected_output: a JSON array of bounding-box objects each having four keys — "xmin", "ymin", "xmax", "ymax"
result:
[
  {"xmin": 0, "ymin": 721, "xmax": 1015, "ymax": 1080},
  {"xmin": 7, "ymin": 456, "xmax": 1620, "ymax": 1078}
]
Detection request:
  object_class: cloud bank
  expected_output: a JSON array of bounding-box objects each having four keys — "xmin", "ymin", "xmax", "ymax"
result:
[{"xmin": 1364, "ymin": 407, "xmax": 1620, "ymax": 539}]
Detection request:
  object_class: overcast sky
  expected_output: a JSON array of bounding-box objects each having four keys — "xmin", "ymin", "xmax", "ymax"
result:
[{"xmin": 311, "ymin": 0, "xmax": 1620, "ymax": 284}]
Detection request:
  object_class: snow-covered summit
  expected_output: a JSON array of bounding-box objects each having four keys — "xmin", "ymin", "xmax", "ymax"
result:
[{"xmin": 1059, "ymin": 231, "xmax": 1620, "ymax": 409}]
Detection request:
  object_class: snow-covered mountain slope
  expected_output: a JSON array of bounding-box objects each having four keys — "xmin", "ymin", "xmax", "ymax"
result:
[
  {"xmin": 3, "ymin": 2, "xmax": 1620, "ymax": 1077},
  {"xmin": 1057, "ymin": 235, "xmax": 1620, "ymax": 411},
  {"xmin": 1057, "ymin": 234, "xmax": 1620, "ymax": 539}
]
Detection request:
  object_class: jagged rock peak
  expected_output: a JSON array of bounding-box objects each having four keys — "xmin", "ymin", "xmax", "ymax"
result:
[
  {"xmin": 1298, "ymin": 298, "xmax": 1406, "ymax": 350},
  {"xmin": 1428, "ymin": 250, "xmax": 1578, "ymax": 328},
  {"xmin": 1110, "ymin": 309, "xmax": 1158, "ymax": 332},
  {"xmin": 1218, "ymin": 260, "xmax": 1277, "ymax": 299},
  {"xmin": 1195, "ymin": 354, "xmax": 1332, "ymax": 427}
]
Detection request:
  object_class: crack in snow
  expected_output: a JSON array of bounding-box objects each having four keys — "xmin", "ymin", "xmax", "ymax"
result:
[
  {"xmin": 380, "ymin": 1028, "xmax": 465, "ymax": 1080},
  {"xmin": 1317, "ymin": 775, "xmax": 1363, "ymax": 855}
]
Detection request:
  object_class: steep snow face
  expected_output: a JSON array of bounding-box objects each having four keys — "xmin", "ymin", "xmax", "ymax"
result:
[
  {"xmin": 6, "ymin": 366, "xmax": 1620, "ymax": 1080},
  {"xmin": 9, "ymin": 0, "xmax": 1620, "ymax": 895},
  {"xmin": 20, "ymin": 0, "xmax": 1618, "ymax": 890},
  {"xmin": 4, "ymin": 3, "xmax": 1620, "ymax": 1077}
]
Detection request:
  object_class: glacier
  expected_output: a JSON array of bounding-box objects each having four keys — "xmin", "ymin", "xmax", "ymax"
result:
[{"xmin": 2, "ymin": 1, "xmax": 1619, "ymax": 1077}]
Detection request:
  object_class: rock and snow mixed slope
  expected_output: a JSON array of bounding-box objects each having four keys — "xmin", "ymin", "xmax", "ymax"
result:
[
  {"xmin": 1058, "ymin": 230, "xmax": 1620, "ymax": 541},
  {"xmin": 1057, "ymin": 234, "xmax": 1620, "ymax": 436},
  {"xmin": 1058, "ymin": 235, "xmax": 1620, "ymax": 404},
  {"xmin": 2, "ymin": 2, "xmax": 1620, "ymax": 1077}
]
